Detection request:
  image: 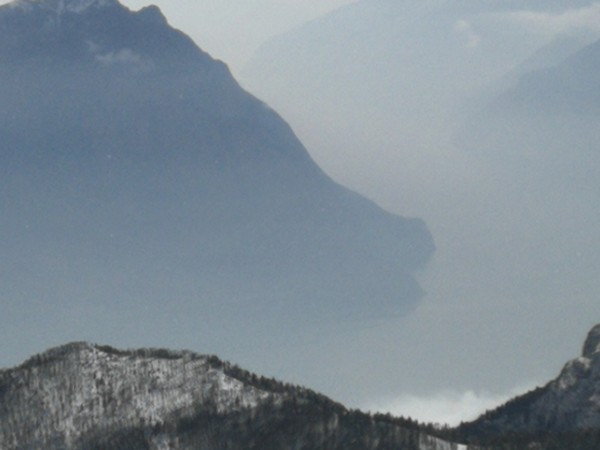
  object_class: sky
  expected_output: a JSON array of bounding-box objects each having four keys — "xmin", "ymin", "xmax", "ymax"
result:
[
  {"xmin": 0, "ymin": 0, "xmax": 357, "ymax": 70},
  {"xmin": 2, "ymin": 0, "xmax": 600, "ymax": 426},
  {"xmin": 119, "ymin": 0, "xmax": 357, "ymax": 72}
]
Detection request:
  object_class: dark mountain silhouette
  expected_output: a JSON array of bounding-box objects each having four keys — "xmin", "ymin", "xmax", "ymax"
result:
[
  {"xmin": 3, "ymin": 325, "xmax": 600, "ymax": 449},
  {"xmin": 0, "ymin": 342, "xmax": 450, "ymax": 450},
  {"xmin": 0, "ymin": 0, "xmax": 434, "ymax": 362}
]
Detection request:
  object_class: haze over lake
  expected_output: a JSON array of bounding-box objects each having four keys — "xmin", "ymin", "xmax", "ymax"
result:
[{"xmin": 2, "ymin": 0, "xmax": 600, "ymax": 425}]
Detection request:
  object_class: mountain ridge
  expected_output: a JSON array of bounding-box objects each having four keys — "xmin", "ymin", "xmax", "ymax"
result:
[
  {"xmin": 0, "ymin": 341, "xmax": 446, "ymax": 450},
  {"xmin": 4, "ymin": 324, "xmax": 600, "ymax": 449}
]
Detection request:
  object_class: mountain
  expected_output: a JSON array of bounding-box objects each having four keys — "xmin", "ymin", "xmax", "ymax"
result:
[
  {"xmin": 447, "ymin": 323, "xmax": 600, "ymax": 448},
  {"xmin": 0, "ymin": 0, "xmax": 434, "ymax": 365},
  {"xmin": 3, "ymin": 325, "xmax": 600, "ymax": 449},
  {"xmin": 0, "ymin": 325, "xmax": 600, "ymax": 450},
  {"xmin": 0, "ymin": 342, "xmax": 456, "ymax": 450}
]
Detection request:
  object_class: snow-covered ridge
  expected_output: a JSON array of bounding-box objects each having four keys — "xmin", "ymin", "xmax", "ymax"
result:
[
  {"xmin": 17, "ymin": 342, "xmax": 207, "ymax": 369},
  {"xmin": 10, "ymin": 0, "xmax": 117, "ymax": 14},
  {"xmin": 419, "ymin": 435, "xmax": 469, "ymax": 450},
  {"xmin": 555, "ymin": 356, "xmax": 593, "ymax": 390},
  {"xmin": 0, "ymin": 342, "xmax": 275, "ymax": 447},
  {"xmin": 2, "ymin": 342, "xmax": 462, "ymax": 449}
]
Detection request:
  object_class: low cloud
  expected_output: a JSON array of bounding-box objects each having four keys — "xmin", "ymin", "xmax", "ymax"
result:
[
  {"xmin": 503, "ymin": 3, "xmax": 600, "ymax": 37},
  {"xmin": 454, "ymin": 20, "xmax": 481, "ymax": 49},
  {"xmin": 366, "ymin": 385, "xmax": 536, "ymax": 427}
]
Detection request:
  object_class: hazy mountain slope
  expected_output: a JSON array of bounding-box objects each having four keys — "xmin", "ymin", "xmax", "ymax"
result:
[
  {"xmin": 238, "ymin": 0, "xmax": 600, "ymax": 403},
  {"xmin": 501, "ymin": 38, "xmax": 600, "ymax": 113},
  {"xmin": 461, "ymin": 36, "xmax": 600, "ymax": 182},
  {"xmin": 456, "ymin": 36, "xmax": 600, "ymax": 303},
  {"xmin": 449, "ymin": 0, "xmax": 595, "ymax": 13},
  {"xmin": 0, "ymin": 342, "xmax": 454, "ymax": 450},
  {"xmin": 0, "ymin": 0, "xmax": 433, "ymax": 365}
]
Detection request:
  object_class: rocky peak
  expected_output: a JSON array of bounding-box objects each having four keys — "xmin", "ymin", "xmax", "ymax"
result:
[{"xmin": 582, "ymin": 323, "xmax": 600, "ymax": 357}]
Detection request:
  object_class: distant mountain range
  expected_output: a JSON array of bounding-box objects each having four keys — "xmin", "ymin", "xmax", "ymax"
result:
[
  {"xmin": 240, "ymin": 0, "xmax": 600, "ymax": 401},
  {"xmin": 241, "ymin": 0, "xmax": 600, "ymax": 183},
  {"xmin": 1, "ymin": 323, "xmax": 600, "ymax": 449},
  {"xmin": 239, "ymin": 0, "xmax": 597, "ymax": 211},
  {"xmin": 0, "ymin": 0, "xmax": 434, "ymax": 363}
]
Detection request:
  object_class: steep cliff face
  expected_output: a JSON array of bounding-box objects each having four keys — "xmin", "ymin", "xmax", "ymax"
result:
[{"xmin": 0, "ymin": 342, "xmax": 453, "ymax": 450}]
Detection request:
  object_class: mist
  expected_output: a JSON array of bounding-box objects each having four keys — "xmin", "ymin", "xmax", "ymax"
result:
[
  {"xmin": 2, "ymin": 0, "xmax": 600, "ymax": 427},
  {"xmin": 239, "ymin": 0, "xmax": 600, "ymax": 412},
  {"xmin": 366, "ymin": 385, "xmax": 534, "ymax": 427}
]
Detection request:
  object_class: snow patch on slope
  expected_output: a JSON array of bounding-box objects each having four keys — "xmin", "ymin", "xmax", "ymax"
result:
[
  {"xmin": 95, "ymin": 48, "xmax": 154, "ymax": 71},
  {"xmin": 11, "ymin": 0, "xmax": 116, "ymax": 14},
  {"xmin": 555, "ymin": 356, "xmax": 592, "ymax": 390},
  {"xmin": 583, "ymin": 324, "xmax": 600, "ymax": 357},
  {"xmin": 419, "ymin": 434, "xmax": 468, "ymax": 450},
  {"xmin": 0, "ymin": 343, "xmax": 275, "ymax": 446}
]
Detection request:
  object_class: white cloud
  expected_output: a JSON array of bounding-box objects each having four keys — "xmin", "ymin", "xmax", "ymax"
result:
[
  {"xmin": 366, "ymin": 385, "xmax": 536, "ymax": 427},
  {"xmin": 503, "ymin": 3, "xmax": 600, "ymax": 37},
  {"xmin": 454, "ymin": 19, "xmax": 481, "ymax": 49}
]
